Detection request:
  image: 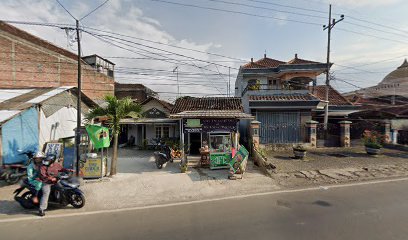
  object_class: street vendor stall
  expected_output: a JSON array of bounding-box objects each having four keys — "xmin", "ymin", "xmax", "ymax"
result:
[{"xmin": 169, "ymin": 97, "xmax": 253, "ymax": 172}]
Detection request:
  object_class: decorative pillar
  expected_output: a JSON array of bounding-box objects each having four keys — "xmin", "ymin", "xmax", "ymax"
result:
[
  {"xmin": 306, "ymin": 120, "xmax": 318, "ymax": 147},
  {"xmin": 391, "ymin": 129, "xmax": 399, "ymax": 144},
  {"xmin": 384, "ymin": 122, "xmax": 391, "ymax": 143},
  {"xmin": 339, "ymin": 121, "xmax": 352, "ymax": 147},
  {"xmin": 250, "ymin": 120, "xmax": 260, "ymax": 150}
]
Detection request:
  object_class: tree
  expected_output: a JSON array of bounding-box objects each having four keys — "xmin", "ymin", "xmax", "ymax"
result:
[{"xmin": 86, "ymin": 95, "xmax": 142, "ymax": 176}]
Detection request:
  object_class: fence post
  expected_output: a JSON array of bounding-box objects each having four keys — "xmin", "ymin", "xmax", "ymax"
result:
[
  {"xmin": 339, "ymin": 121, "xmax": 352, "ymax": 147},
  {"xmin": 306, "ymin": 120, "xmax": 318, "ymax": 147},
  {"xmin": 384, "ymin": 122, "xmax": 391, "ymax": 143},
  {"xmin": 391, "ymin": 129, "xmax": 399, "ymax": 144},
  {"xmin": 250, "ymin": 120, "xmax": 261, "ymax": 150}
]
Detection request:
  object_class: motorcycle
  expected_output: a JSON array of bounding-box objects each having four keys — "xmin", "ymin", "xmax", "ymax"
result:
[
  {"xmin": 154, "ymin": 144, "xmax": 173, "ymax": 169},
  {"xmin": 13, "ymin": 171, "xmax": 86, "ymax": 209},
  {"xmin": 0, "ymin": 150, "xmax": 35, "ymax": 185}
]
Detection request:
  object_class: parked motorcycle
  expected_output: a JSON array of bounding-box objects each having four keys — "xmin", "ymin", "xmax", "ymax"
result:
[
  {"xmin": 14, "ymin": 171, "xmax": 86, "ymax": 209},
  {"xmin": 154, "ymin": 144, "xmax": 173, "ymax": 169},
  {"xmin": 0, "ymin": 150, "xmax": 35, "ymax": 185}
]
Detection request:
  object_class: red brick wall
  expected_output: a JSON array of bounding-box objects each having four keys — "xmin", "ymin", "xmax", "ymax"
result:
[{"xmin": 0, "ymin": 26, "xmax": 114, "ymax": 101}]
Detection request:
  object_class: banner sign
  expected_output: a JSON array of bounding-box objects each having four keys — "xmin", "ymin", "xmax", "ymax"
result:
[
  {"xmin": 229, "ymin": 145, "xmax": 249, "ymax": 174},
  {"xmin": 210, "ymin": 152, "xmax": 231, "ymax": 169},
  {"xmin": 86, "ymin": 125, "xmax": 110, "ymax": 149}
]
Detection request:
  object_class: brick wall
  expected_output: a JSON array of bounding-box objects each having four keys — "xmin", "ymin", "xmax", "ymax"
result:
[{"xmin": 0, "ymin": 22, "xmax": 114, "ymax": 101}]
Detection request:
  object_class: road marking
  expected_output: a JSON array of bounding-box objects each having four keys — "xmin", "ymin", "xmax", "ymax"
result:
[{"xmin": 1, "ymin": 176, "xmax": 408, "ymax": 223}]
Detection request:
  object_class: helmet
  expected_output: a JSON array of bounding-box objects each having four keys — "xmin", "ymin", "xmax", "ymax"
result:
[
  {"xmin": 42, "ymin": 155, "xmax": 57, "ymax": 166},
  {"xmin": 33, "ymin": 151, "xmax": 45, "ymax": 159}
]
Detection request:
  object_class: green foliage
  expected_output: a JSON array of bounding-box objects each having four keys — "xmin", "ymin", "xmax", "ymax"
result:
[
  {"xmin": 86, "ymin": 95, "xmax": 142, "ymax": 134},
  {"xmin": 248, "ymin": 80, "xmax": 261, "ymax": 90},
  {"xmin": 362, "ymin": 130, "xmax": 384, "ymax": 149}
]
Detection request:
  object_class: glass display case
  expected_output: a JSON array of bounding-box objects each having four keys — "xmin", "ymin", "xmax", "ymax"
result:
[{"xmin": 208, "ymin": 133, "xmax": 232, "ymax": 169}]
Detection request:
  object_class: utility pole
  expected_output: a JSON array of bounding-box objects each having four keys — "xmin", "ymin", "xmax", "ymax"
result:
[
  {"xmin": 75, "ymin": 19, "xmax": 82, "ymax": 176},
  {"xmin": 323, "ymin": 4, "xmax": 344, "ymax": 133},
  {"xmin": 173, "ymin": 66, "xmax": 179, "ymax": 97},
  {"xmin": 228, "ymin": 67, "xmax": 231, "ymax": 97}
]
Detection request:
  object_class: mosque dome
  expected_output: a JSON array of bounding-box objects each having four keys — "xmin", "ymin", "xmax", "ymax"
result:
[{"xmin": 379, "ymin": 59, "xmax": 408, "ymax": 85}]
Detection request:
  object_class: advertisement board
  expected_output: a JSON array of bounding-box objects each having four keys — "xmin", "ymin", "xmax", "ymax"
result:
[
  {"xmin": 229, "ymin": 145, "xmax": 249, "ymax": 174},
  {"xmin": 79, "ymin": 158, "xmax": 103, "ymax": 178},
  {"xmin": 210, "ymin": 152, "xmax": 231, "ymax": 169}
]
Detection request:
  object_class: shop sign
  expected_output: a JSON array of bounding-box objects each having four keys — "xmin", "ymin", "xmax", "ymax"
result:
[
  {"xmin": 210, "ymin": 152, "xmax": 231, "ymax": 169},
  {"xmin": 229, "ymin": 145, "xmax": 249, "ymax": 174},
  {"xmin": 44, "ymin": 142, "xmax": 63, "ymax": 158},
  {"xmin": 80, "ymin": 158, "xmax": 102, "ymax": 178},
  {"xmin": 186, "ymin": 119, "xmax": 201, "ymax": 128},
  {"xmin": 185, "ymin": 127, "xmax": 202, "ymax": 133},
  {"xmin": 202, "ymin": 119, "xmax": 238, "ymax": 132}
]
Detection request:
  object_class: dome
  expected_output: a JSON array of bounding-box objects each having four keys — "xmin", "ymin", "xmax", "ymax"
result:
[{"xmin": 380, "ymin": 59, "xmax": 408, "ymax": 85}]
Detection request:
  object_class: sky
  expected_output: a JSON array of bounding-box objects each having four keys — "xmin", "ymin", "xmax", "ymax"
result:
[{"xmin": 1, "ymin": 0, "xmax": 407, "ymax": 102}]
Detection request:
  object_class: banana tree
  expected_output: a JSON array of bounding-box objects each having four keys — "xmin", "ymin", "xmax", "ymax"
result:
[{"xmin": 87, "ymin": 95, "xmax": 141, "ymax": 176}]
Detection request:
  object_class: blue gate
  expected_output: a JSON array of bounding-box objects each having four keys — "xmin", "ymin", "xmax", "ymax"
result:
[{"xmin": 256, "ymin": 112, "xmax": 301, "ymax": 144}]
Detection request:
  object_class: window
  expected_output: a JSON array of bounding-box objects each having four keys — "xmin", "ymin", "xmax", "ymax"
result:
[
  {"xmin": 163, "ymin": 126, "xmax": 170, "ymax": 138},
  {"xmin": 155, "ymin": 127, "xmax": 161, "ymax": 139},
  {"xmin": 209, "ymin": 133, "xmax": 231, "ymax": 152}
]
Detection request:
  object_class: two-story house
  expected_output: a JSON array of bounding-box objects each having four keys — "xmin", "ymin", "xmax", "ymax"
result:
[{"xmin": 235, "ymin": 54, "xmax": 328, "ymax": 145}]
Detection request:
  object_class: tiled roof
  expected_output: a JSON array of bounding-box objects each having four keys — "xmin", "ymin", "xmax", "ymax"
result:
[
  {"xmin": 311, "ymin": 85, "xmax": 353, "ymax": 106},
  {"xmin": 170, "ymin": 110, "xmax": 253, "ymax": 119},
  {"xmin": 242, "ymin": 54, "xmax": 323, "ymax": 69},
  {"xmin": 171, "ymin": 97, "xmax": 243, "ymax": 114},
  {"xmin": 249, "ymin": 94, "xmax": 318, "ymax": 101},
  {"xmin": 141, "ymin": 97, "xmax": 173, "ymax": 111},
  {"xmin": 287, "ymin": 57, "xmax": 321, "ymax": 65}
]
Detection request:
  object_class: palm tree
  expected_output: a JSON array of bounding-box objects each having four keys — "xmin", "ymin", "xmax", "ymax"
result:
[{"xmin": 87, "ymin": 95, "xmax": 142, "ymax": 176}]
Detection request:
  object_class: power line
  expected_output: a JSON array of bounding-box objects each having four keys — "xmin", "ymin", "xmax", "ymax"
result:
[
  {"xmin": 149, "ymin": 0, "xmax": 321, "ymax": 26},
  {"xmin": 80, "ymin": 0, "xmax": 110, "ymax": 21},
  {"xmin": 206, "ymin": 0, "xmax": 326, "ymax": 20},
  {"xmin": 245, "ymin": 0, "xmax": 327, "ymax": 15},
  {"xmin": 55, "ymin": 0, "xmax": 77, "ymax": 20}
]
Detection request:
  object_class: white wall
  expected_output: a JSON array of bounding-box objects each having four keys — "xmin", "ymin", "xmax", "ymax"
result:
[{"xmin": 39, "ymin": 107, "xmax": 85, "ymax": 147}]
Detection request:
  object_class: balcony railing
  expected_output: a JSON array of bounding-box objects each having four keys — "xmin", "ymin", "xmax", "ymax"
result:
[{"xmin": 241, "ymin": 84, "xmax": 309, "ymax": 97}]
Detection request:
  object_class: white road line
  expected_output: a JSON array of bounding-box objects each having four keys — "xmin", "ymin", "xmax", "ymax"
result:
[{"xmin": 1, "ymin": 176, "xmax": 408, "ymax": 223}]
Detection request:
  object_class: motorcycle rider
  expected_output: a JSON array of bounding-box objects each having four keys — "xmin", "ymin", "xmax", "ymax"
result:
[
  {"xmin": 27, "ymin": 151, "xmax": 45, "ymax": 204},
  {"xmin": 39, "ymin": 155, "xmax": 63, "ymax": 216}
]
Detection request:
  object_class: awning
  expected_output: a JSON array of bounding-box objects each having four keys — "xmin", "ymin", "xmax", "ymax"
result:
[{"xmin": 120, "ymin": 118, "xmax": 178, "ymax": 125}]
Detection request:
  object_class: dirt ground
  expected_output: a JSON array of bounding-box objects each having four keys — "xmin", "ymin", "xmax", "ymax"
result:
[{"xmin": 266, "ymin": 147, "xmax": 408, "ymax": 187}]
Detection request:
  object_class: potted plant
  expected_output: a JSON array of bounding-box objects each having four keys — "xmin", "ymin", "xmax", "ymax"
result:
[
  {"xmin": 293, "ymin": 144, "xmax": 307, "ymax": 159},
  {"xmin": 362, "ymin": 131, "xmax": 383, "ymax": 155}
]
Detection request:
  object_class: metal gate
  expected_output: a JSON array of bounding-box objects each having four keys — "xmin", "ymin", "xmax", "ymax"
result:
[{"xmin": 256, "ymin": 112, "xmax": 301, "ymax": 144}]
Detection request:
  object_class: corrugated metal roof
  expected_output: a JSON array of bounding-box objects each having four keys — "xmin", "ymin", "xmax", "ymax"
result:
[
  {"xmin": 0, "ymin": 110, "xmax": 21, "ymax": 124},
  {"xmin": 0, "ymin": 89, "xmax": 33, "ymax": 103},
  {"xmin": 28, "ymin": 86, "xmax": 74, "ymax": 104}
]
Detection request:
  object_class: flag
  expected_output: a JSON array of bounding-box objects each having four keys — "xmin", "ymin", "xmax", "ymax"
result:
[{"xmin": 86, "ymin": 125, "xmax": 110, "ymax": 149}]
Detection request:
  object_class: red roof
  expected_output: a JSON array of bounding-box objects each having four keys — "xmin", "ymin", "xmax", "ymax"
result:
[
  {"xmin": 141, "ymin": 97, "xmax": 173, "ymax": 111},
  {"xmin": 242, "ymin": 54, "xmax": 323, "ymax": 69},
  {"xmin": 171, "ymin": 97, "xmax": 243, "ymax": 114},
  {"xmin": 311, "ymin": 85, "xmax": 353, "ymax": 106}
]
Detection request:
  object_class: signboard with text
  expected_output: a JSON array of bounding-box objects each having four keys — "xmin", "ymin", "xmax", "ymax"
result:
[
  {"xmin": 229, "ymin": 145, "xmax": 249, "ymax": 174},
  {"xmin": 80, "ymin": 158, "xmax": 102, "ymax": 179},
  {"xmin": 210, "ymin": 152, "xmax": 231, "ymax": 169}
]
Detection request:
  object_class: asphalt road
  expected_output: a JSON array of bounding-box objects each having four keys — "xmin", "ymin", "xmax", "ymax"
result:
[{"xmin": 2, "ymin": 179, "xmax": 408, "ymax": 240}]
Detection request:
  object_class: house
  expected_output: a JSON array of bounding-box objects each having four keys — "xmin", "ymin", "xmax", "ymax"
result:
[
  {"xmin": 310, "ymin": 85, "xmax": 357, "ymax": 120},
  {"xmin": 0, "ymin": 87, "xmax": 96, "ymax": 164},
  {"xmin": 120, "ymin": 97, "xmax": 178, "ymax": 147},
  {"xmin": 115, "ymin": 83, "xmax": 157, "ymax": 103},
  {"xmin": 235, "ymin": 54, "xmax": 327, "ymax": 145},
  {"xmin": 0, "ymin": 21, "xmax": 114, "ymax": 101},
  {"xmin": 170, "ymin": 97, "xmax": 253, "ymax": 161}
]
